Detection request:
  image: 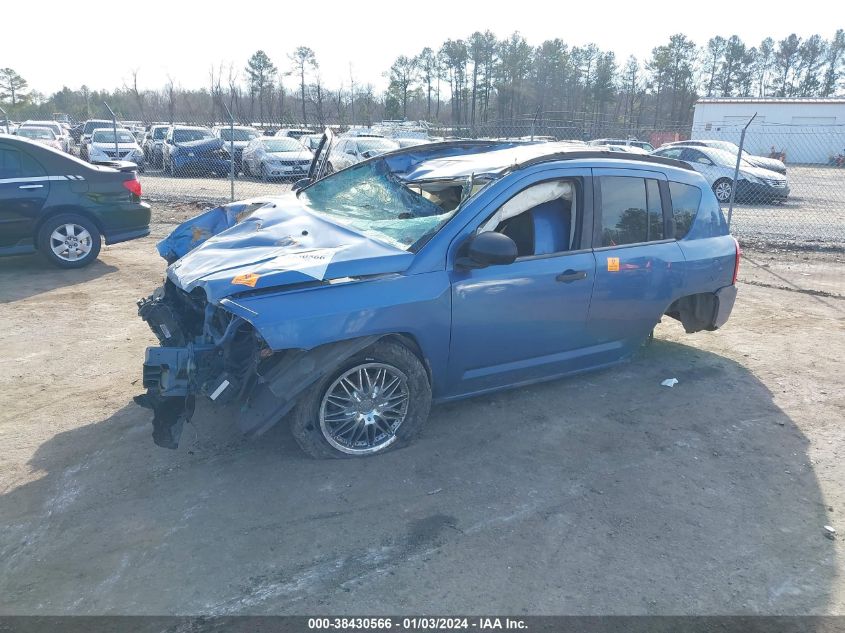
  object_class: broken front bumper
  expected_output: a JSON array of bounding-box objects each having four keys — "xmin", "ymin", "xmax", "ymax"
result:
[
  {"xmin": 136, "ymin": 284, "xmax": 248, "ymax": 449},
  {"xmin": 138, "ymin": 343, "xmax": 239, "ymax": 449}
]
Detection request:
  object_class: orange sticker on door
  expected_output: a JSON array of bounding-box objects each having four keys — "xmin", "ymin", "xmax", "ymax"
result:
[
  {"xmin": 607, "ymin": 257, "xmax": 620, "ymax": 272},
  {"xmin": 231, "ymin": 272, "xmax": 260, "ymax": 287}
]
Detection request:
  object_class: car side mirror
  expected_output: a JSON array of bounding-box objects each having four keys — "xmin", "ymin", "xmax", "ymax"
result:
[{"xmin": 457, "ymin": 231, "xmax": 518, "ymax": 269}]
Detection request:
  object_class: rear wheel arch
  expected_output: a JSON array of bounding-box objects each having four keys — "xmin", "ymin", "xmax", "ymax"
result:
[
  {"xmin": 664, "ymin": 292, "xmax": 719, "ymax": 333},
  {"xmin": 33, "ymin": 205, "xmax": 105, "ymax": 250}
]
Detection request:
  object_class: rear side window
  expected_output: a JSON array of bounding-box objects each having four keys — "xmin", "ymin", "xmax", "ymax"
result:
[
  {"xmin": 668, "ymin": 182, "xmax": 702, "ymax": 239},
  {"xmin": 598, "ymin": 176, "xmax": 664, "ymax": 246}
]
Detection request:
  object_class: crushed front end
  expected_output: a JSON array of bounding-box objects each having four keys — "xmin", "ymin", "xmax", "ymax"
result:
[{"xmin": 136, "ymin": 280, "xmax": 267, "ymax": 448}]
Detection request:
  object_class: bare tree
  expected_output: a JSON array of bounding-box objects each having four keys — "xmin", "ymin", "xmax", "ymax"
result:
[
  {"xmin": 164, "ymin": 76, "xmax": 176, "ymax": 123},
  {"xmin": 289, "ymin": 47, "xmax": 318, "ymax": 125},
  {"xmin": 124, "ymin": 68, "xmax": 146, "ymax": 121}
]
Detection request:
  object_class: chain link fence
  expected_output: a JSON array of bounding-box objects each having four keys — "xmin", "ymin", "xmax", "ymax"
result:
[{"xmin": 75, "ymin": 114, "xmax": 845, "ymax": 253}]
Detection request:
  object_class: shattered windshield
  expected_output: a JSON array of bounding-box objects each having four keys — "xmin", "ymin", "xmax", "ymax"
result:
[{"xmin": 298, "ymin": 159, "xmax": 459, "ymax": 250}]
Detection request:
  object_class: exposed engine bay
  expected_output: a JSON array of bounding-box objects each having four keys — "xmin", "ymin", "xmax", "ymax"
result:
[{"xmin": 136, "ymin": 280, "xmax": 379, "ymax": 448}]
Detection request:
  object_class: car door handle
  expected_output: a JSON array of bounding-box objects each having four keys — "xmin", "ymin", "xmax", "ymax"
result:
[
  {"xmin": 18, "ymin": 184, "xmax": 44, "ymax": 189},
  {"xmin": 556, "ymin": 269, "xmax": 588, "ymax": 283}
]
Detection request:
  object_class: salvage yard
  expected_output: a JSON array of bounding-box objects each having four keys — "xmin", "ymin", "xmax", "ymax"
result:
[{"xmin": 0, "ymin": 208, "xmax": 843, "ymax": 614}]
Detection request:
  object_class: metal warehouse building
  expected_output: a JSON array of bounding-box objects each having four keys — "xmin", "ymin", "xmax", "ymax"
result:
[{"xmin": 691, "ymin": 97, "xmax": 845, "ymax": 164}]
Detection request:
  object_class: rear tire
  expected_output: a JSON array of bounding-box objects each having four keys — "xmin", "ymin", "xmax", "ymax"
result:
[
  {"xmin": 290, "ymin": 340, "xmax": 431, "ymax": 459},
  {"xmin": 713, "ymin": 178, "xmax": 732, "ymax": 203},
  {"xmin": 37, "ymin": 213, "xmax": 101, "ymax": 269}
]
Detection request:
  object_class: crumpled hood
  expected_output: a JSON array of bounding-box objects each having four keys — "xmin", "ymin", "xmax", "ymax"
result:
[
  {"xmin": 175, "ymin": 137, "xmax": 224, "ymax": 152},
  {"xmin": 165, "ymin": 195, "xmax": 414, "ymax": 304}
]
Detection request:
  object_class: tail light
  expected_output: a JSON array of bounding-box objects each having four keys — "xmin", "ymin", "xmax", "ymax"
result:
[
  {"xmin": 123, "ymin": 177, "xmax": 142, "ymax": 197},
  {"xmin": 732, "ymin": 237, "xmax": 741, "ymax": 285}
]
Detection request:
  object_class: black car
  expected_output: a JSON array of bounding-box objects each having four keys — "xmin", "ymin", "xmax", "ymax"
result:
[{"xmin": 0, "ymin": 135, "xmax": 151, "ymax": 268}]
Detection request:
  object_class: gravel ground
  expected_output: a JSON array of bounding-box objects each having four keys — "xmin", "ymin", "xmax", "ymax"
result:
[{"xmin": 0, "ymin": 205, "xmax": 843, "ymax": 615}]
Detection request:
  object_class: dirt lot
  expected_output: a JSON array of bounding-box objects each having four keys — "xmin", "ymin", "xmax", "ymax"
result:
[{"xmin": 0, "ymin": 209, "xmax": 843, "ymax": 615}]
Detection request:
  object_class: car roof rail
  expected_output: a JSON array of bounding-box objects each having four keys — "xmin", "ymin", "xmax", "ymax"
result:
[{"xmin": 511, "ymin": 150, "xmax": 695, "ymax": 173}]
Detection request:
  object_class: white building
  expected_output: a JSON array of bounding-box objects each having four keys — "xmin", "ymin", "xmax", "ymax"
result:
[{"xmin": 691, "ymin": 97, "xmax": 845, "ymax": 164}]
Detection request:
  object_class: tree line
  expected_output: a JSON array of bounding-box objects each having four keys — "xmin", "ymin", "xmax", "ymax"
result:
[{"xmin": 1, "ymin": 29, "xmax": 843, "ymax": 136}]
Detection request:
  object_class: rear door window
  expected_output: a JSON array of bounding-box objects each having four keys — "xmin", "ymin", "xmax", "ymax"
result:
[
  {"xmin": 598, "ymin": 176, "xmax": 664, "ymax": 247},
  {"xmin": 0, "ymin": 147, "xmax": 45, "ymax": 179}
]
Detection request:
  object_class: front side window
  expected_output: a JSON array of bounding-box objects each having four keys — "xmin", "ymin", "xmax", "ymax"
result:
[
  {"xmin": 599, "ymin": 176, "xmax": 664, "ymax": 247},
  {"xmin": 480, "ymin": 179, "xmax": 580, "ymax": 258}
]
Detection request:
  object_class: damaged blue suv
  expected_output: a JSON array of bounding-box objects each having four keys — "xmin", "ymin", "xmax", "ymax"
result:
[{"xmin": 136, "ymin": 133, "xmax": 739, "ymax": 458}]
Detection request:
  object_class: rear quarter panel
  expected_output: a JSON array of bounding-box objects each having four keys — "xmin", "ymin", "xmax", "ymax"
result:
[{"xmin": 676, "ymin": 189, "xmax": 736, "ymax": 293}]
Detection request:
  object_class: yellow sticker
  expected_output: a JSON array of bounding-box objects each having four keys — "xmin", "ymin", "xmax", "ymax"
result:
[
  {"xmin": 607, "ymin": 257, "xmax": 620, "ymax": 272},
  {"xmin": 231, "ymin": 272, "xmax": 260, "ymax": 287}
]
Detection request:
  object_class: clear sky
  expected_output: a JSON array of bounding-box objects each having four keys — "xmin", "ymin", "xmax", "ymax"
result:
[{"xmin": 2, "ymin": 0, "xmax": 841, "ymax": 96}]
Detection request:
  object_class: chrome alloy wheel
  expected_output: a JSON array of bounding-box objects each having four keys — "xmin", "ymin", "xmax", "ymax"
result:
[
  {"xmin": 714, "ymin": 180, "xmax": 732, "ymax": 202},
  {"xmin": 319, "ymin": 363, "xmax": 410, "ymax": 455},
  {"xmin": 50, "ymin": 223, "xmax": 93, "ymax": 262}
]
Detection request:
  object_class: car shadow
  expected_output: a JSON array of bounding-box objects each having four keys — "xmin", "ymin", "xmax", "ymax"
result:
[
  {"xmin": 0, "ymin": 255, "xmax": 118, "ymax": 303},
  {"xmin": 0, "ymin": 339, "xmax": 836, "ymax": 615}
]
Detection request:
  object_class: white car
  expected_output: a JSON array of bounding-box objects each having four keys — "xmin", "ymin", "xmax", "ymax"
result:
[
  {"xmin": 241, "ymin": 137, "xmax": 312, "ymax": 180},
  {"xmin": 327, "ymin": 137, "xmax": 400, "ymax": 173},
  {"xmin": 86, "ymin": 128, "xmax": 146, "ymax": 171},
  {"xmin": 652, "ymin": 144, "xmax": 789, "ymax": 203},
  {"xmin": 19, "ymin": 120, "xmax": 71, "ymax": 152},
  {"xmin": 14, "ymin": 126, "xmax": 64, "ymax": 151}
]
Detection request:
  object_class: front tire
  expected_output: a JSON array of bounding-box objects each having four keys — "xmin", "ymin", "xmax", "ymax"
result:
[
  {"xmin": 37, "ymin": 213, "xmax": 101, "ymax": 268},
  {"xmin": 290, "ymin": 340, "xmax": 432, "ymax": 459},
  {"xmin": 713, "ymin": 178, "xmax": 733, "ymax": 203}
]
